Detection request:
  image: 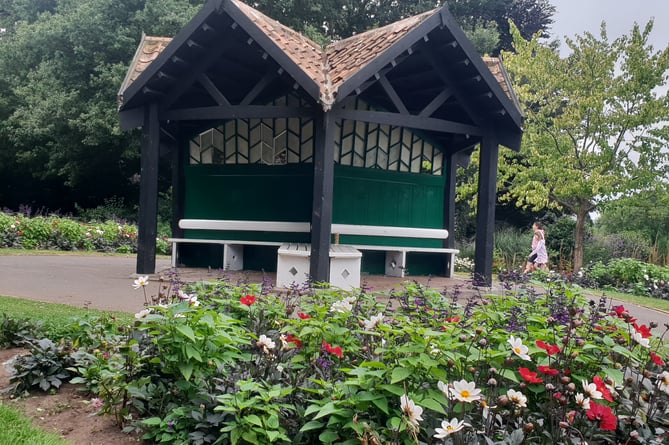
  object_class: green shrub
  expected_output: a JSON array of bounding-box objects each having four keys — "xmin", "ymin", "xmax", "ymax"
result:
[{"xmin": 494, "ymin": 225, "xmax": 527, "ymax": 271}]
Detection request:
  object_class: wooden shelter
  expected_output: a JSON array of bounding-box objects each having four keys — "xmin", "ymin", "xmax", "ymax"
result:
[{"xmin": 118, "ymin": 0, "xmax": 523, "ymax": 285}]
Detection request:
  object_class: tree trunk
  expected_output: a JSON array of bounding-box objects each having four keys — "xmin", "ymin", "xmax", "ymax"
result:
[{"xmin": 572, "ymin": 208, "xmax": 589, "ymax": 272}]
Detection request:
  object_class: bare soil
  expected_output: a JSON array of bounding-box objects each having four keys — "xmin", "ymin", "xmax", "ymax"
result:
[{"xmin": 0, "ymin": 348, "xmax": 142, "ymax": 445}]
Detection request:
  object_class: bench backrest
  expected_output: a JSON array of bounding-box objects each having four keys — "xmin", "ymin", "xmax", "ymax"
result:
[
  {"xmin": 179, "ymin": 219, "xmax": 310, "ymax": 233},
  {"xmin": 178, "ymin": 219, "xmax": 448, "ymax": 240}
]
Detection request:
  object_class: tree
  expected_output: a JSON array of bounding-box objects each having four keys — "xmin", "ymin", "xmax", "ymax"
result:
[
  {"xmin": 498, "ymin": 22, "xmax": 669, "ymax": 271},
  {"xmin": 0, "ymin": 0, "xmax": 204, "ymax": 212},
  {"xmin": 250, "ymin": 0, "xmax": 554, "ymax": 54}
]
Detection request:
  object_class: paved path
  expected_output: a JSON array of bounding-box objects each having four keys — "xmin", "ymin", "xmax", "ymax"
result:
[{"xmin": 0, "ymin": 254, "xmax": 667, "ymax": 334}]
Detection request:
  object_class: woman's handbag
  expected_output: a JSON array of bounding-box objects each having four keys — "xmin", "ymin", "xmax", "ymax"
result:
[{"xmin": 528, "ymin": 253, "xmax": 537, "ymax": 262}]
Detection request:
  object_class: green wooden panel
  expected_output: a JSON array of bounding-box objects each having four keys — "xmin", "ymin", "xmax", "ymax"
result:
[
  {"xmin": 183, "ymin": 164, "xmax": 312, "ymax": 242},
  {"xmin": 333, "ymin": 165, "xmax": 445, "ymax": 248}
]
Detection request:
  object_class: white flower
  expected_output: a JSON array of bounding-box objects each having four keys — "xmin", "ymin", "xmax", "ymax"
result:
[
  {"xmin": 363, "ymin": 313, "xmax": 384, "ymax": 330},
  {"xmin": 400, "ymin": 394, "xmax": 423, "ymax": 427},
  {"xmin": 575, "ymin": 393, "xmax": 591, "ymax": 410},
  {"xmin": 449, "ymin": 379, "xmax": 482, "ymax": 403},
  {"xmin": 276, "ymin": 365, "xmax": 284, "ymax": 373},
  {"xmin": 581, "ymin": 381, "xmax": 603, "ymax": 400},
  {"xmin": 10, "ymin": 224, "xmax": 15, "ymax": 229},
  {"xmin": 188, "ymin": 296, "xmax": 200, "ymax": 307},
  {"xmin": 507, "ymin": 389, "xmax": 527, "ymax": 408},
  {"xmin": 134, "ymin": 309, "xmax": 151, "ymax": 319},
  {"xmin": 632, "ymin": 331, "xmax": 650, "ymax": 348},
  {"xmin": 643, "ymin": 274, "xmax": 649, "ymax": 281},
  {"xmin": 507, "ymin": 335, "xmax": 531, "ymax": 361},
  {"xmin": 437, "ymin": 381, "xmax": 449, "ymax": 397},
  {"xmin": 434, "ymin": 418, "xmax": 466, "ymax": 439},
  {"xmin": 429, "ymin": 343, "xmax": 440, "ymax": 355},
  {"xmin": 177, "ymin": 289, "xmax": 191, "ymax": 301},
  {"xmin": 330, "ymin": 299, "xmax": 353, "ymax": 313},
  {"xmin": 658, "ymin": 371, "xmax": 669, "ymax": 395},
  {"xmin": 133, "ymin": 275, "xmax": 149, "ymax": 289},
  {"xmin": 256, "ymin": 334, "xmax": 276, "ymax": 354}
]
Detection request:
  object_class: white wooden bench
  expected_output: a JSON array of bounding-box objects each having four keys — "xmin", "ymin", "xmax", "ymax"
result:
[
  {"xmin": 331, "ymin": 224, "xmax": 458, "ymax": 278},
  {"xmin": 168, "ymin": 219, "xmax": 457, "ymax": 279},
  {"xmin": 167, "ymin": 219, "xmax": 310, "ymax": 269}
]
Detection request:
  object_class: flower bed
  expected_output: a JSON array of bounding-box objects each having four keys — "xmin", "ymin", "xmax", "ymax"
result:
[{"xmin": 8, "ymin": 277, "xmax": 669, "ymax": 444}]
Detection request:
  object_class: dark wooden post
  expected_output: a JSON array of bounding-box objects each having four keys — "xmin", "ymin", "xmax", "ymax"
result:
[
  {"xmin": 136, "ymin": 103, "xmax": 160, "ymax": 274},
  {"xmin": 443, "ymin": 152, "xmax": 458, "ymax": 250},
  {"xmin": 474, "ymin": 131, "xmax": 499, "ymax": 286},
  {"xmin": 310, "ymin": 111, "xmax": 336, "ymax": 282},
  {"xmin": 171, "ymin": 126, "xmax": 185, "ymax": 240}
]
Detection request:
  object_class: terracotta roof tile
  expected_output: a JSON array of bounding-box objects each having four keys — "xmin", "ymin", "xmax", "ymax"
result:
[
  {"xmin": 482, "ymin": 56, "xmax": 521, "ymax": 108},
  {"xmin": 325, "ymin": 10, "xmax": 436, "ymax": 93},
  {"xmin": 118, "ymin": 35, "xmax": 172, "ymax": 99},
  {"xmin": 230, "ymin": 0, "xmax": 326, "ymax": 92}
]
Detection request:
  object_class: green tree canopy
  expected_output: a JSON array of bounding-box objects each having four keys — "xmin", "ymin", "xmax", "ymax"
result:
[{"xmin": 498, "ymin": 22, "xmax": 669, "ymax": 271}]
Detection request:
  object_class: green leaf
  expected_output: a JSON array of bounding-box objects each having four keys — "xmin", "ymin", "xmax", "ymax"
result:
[
  {"xmin": 299, "ymin": 420, "xmax": 324, "ymax": 432},
  {"xmin": 371, "ymin": 397, "xmax": 389, "ymax": 414},
  {"xmin": 390, "ymin": 367, "xmax": 411, "ymax": 384},
  {"xmin": 178, "ymin": 362, "xmax": 193, "ymax": 380},
  {"xmin": 417, "ymin": 397, "xmax": 446, "ymax": 415},
  {"xmin": 245, "ymin": 414, "xmax": 263, "ymax": 427},
  {"xmin": 313, "ymin": 402, "xmax": 341, "ymax": 420},
  {"xmin": 176, "ymin": 325, "xmax": 196, "ymax": 342},
  {"xmin": 318, "ymin": 430, "xmax": 339, "ymax": 444},
  {"xmin": 141, "ymin": 417, "xmax": 162, "ymax": 426},
  {"xmin": 185, "ymin": 344, "xmax": 203, "ymax": 362},
  {"xmin": 379, "ymin": 384, "xmax": 405, "ymax": 396}
]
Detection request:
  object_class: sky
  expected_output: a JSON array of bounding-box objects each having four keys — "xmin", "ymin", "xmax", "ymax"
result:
[{"xmin": 547, "ymin": 0, "xmax": 669, "ymax": 54}]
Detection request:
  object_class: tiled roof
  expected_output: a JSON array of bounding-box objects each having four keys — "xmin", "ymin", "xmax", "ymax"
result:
[
  {"xmin": 325, "ymin": 10, "xmax": 436, "ymax": 97},
  {"xmin": 118, "ymin": 34, "xmax": 172, "ymax": 99},
  {"xmin": 230, "ymin": 0, "xmax": 326, "ymax": 90},
  {"xmin": 121, "ymin": 2, "xmax": 515, "ymax": 107}
]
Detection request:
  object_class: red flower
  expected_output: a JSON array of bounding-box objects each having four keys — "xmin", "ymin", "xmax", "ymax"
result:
[
  {"xmin": 322, "ymin": 341, "xmax": 343, "ymax": 359},
  {"xmin": 633, "ymin": 323, "xmax": 652, "ymax": 339},
  {"xmin": 445, "ymin": 316, "xmax": 460, "ymax": 323},
  {"xmin": 538, "ymin": 365, "xmax": 559, "ymax": 376},
  {"xmin": 612, "ymin": 305, "xmax": 636, "ymax": 323},
  {"xmin": 285, "ymin": 334, "xmax": 302, "ymax": 349},
  {"xmin": 297, "ymin": 312, "xmax": 311, "ymax": 320},
  {"xmin": 593, "ymin": 376, "xmax": 614, "ymax": 402},
  {"xmin": 586, "ymin": 401, "xmax": 617, "ymax": 431},
  {"xmin": 650, "ymin": 352, "xmax": 665, "ymax": 366},
  {"xmin": 519, "ymin": 367, "xmax": 543, "ymax": 384},
  {"xmin": 239, "ymin": 295, "xmax": 257, "ymax": 306},
  {"xmin": 536, "ymin": 340, "xmax": 560, "ymax": 355}
]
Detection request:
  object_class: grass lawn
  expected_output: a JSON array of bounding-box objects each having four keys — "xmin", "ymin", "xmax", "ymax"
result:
[
  {"xmin": 0, "ymin": 295, "xmax": 133, "ymax": 338},
  {"xmin": 0, "ymin": 403, "xmax": 67, "ymax": 445}
]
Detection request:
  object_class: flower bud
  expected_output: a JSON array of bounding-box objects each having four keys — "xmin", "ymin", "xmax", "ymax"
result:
[
  {"xmin": 487, "ymin": 378, "xmax": 498, "ymax": 386},
  {"xmin": 489, "ymin": 367, "xmax": 498, "ymax": 375},
  {"xmin": 459, "ymin": 334, "xmax": 468, "ymax": 342},
  {"xmin": 478, "ymin": 338, "xmax": 488, "ymax": 347},
  {"xmin": 575, "ymin": 338, "xmax": 585, "ymax": 347},
  {"xmin": 545, "ymin": 383, "xmax": 555, "ymax": 391},
  {"xmin": 559, "ymin": 421, "xmax": 570, "ymax": 429},
  {"xmin": 567, "ymin": 383, "xmax": 576, "ymax": 392},
  {"xmin": 498, "ymin": 395, "xmax": 509, "ymax": 406},
  {"xmin": 561, "ymin": 376, "xmax": 571, "ymax": 384}
]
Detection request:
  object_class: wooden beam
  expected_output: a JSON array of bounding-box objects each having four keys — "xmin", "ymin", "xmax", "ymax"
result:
[
  {"xmin": 377, "ymin": 74, "xmax": 408, "ymax": 115},
  {"xmin": 160, "ymin": 42, "xmax": 234, "ymax": 110},
  {"xmin": 419, "ymin": 88, "xmax": 453, "ymax": 117},
  {"xmin": 240, "ymin": 71, "xmax": 278, "ymax": 105},
  {"xmin": 473, "ymin": 131, "xmax": 499, "ymax": 286},
  {"xmin": 310, "ymin": 111, "xmax": 336, "ymax": 282},
  {"xmin": 197, "ymin": 73, "xmax": 231, "ymax": 106},
  {"xmin": 420, "ymin": 44, "xmax": 484, "ymax": 127},
  {"xmin": 136, "ymin": 103, "xmax": 160, "ymax": 274},
  {"xmin": 331, "ymin": 108, "xmax": 482, "ymax": 136},
  {"xmin": 163, "ymin": 105, "xmax": 315, "ymax": 121}
]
